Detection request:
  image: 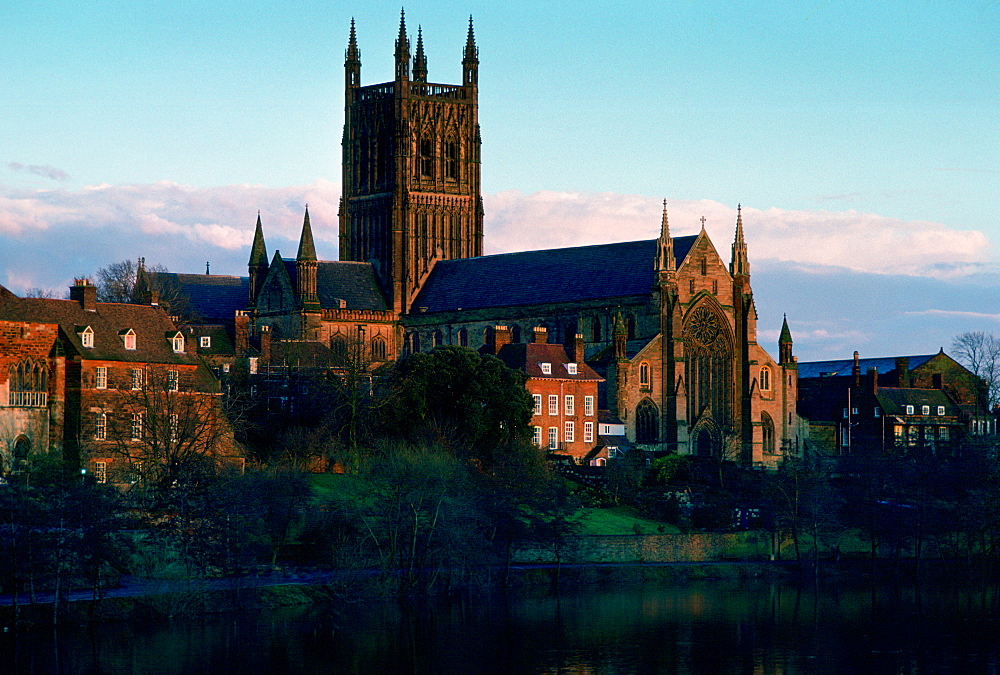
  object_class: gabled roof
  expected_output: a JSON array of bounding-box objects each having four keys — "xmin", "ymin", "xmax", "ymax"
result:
[
  {"xmin": 146, "ymin": 272, "xmax": 250, "ymax": 323},
  {"xmin": 496, "ymin": 342, "xmax": 603, "ymax": 381},
  {"xmin": 412, "ymin": 236, "xmax": 697, "ymax": 313},
  {"xmin": 280, "ymin": 260, "xmax": 389, "ymax": 311},
  {"xmin": 0, "ymin": 293, "xmax": 201, "ymax": 366},
  {"xmin": 797, "ymin": 354, "xmax": 937, "ymax": 380}
]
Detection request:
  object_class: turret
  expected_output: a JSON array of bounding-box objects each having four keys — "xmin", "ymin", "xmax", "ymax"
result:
[
  {"xmin": 413, "ymin": 26, "xmax": 428, "ymax": 82},
  {"xmin": 654, "ymin": 199, "xmax": 675, "ymax": 276},
  {"xmin": 462, "ymin": 16, "xmax": 478, "ymax": 87},
  {"xmin": 394, "ymin": 9, "xmax": 410, "ymax": 82},
  {"xmin": 345, "ymin": 18, "xmax": 361, "ymax": 90},
  {"xmin": 730, "ymin": 204, "xmax": 749, "ymax": 279},
  {"xmin": 779, "ymin": 314, "xmax": 794, "ymax": 365},
  {"xmin": 248, "ymin": 212, "xmax": 269, "ymax": 307},
  {"xmin": 295, "ymin": 207, "xmax": 319, "ymax": 309}
]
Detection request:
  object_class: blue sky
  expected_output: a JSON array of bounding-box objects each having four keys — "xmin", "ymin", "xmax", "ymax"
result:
[{"xmin": 1, "ymin": 1, "xmax": 998, "ymax": 361}]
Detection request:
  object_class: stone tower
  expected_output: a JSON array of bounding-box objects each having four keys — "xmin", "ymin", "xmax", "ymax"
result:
[{"xmin": 339, "ymin": 12, "xmax": 484, "ymax": 314}]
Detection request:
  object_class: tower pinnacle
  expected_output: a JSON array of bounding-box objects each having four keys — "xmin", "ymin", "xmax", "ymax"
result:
[
  {"xmin": 345, "ymin": 18, "xmax": 361, "ymax": 88},
  {"xmin": 413, "ymin": 26, "xmax": 428, "ymax": 82},
  {"xmin": 395, "ymin": 9, "xmax": 410, "ymax": 80},
  {"xmin": 463, "ymin": 15, "xmax": 478, "ymax": 86},
  {"xmin": 730, "ymin": 204, "xmax": 749, "ymax": 278},
  {"xmin": 655, "ymin": 199, "xmax": 675, "ymax": 274}
]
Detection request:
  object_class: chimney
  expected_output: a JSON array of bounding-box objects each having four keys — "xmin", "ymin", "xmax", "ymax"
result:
[
  {"xmin": 572, "ymin": 333, "xmax": 585, "ymax": 364},
  {"xmin": 260, "ymin": 325, "xmax": 271, "ymax": 365},
  {"xmin": 852, "ymin": 351, "xmax": 861, "ymax": 386},
  {"xmin": 532, "ymin": 326, "xmax": 548, "ymax": 344},
  {"xmin": 235, "ymin": 311, "xmax": 249, "ymax": 356},
  {"xmin": 895, "ymin": 357, "xmax": 910, "ymax": 387},
  {"xmin": 70, "ymin": 279, "xmax": 97, "ymax": 311},
  {"xmin": 868, "ymin": 367, "xmax": 879, "ymax": 394},
  {"xmin": 493, "ymin": 325, "xmax": 511, "ymax": 354}
]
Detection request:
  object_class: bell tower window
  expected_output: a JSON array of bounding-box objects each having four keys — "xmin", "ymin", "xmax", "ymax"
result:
[
  {"xmin": 444, "ymin": 139, "xmax": 459, "ymax": 180},
  {"xmin": 419, "ymin": 137, "xmax": 435, "ymax": 179}
]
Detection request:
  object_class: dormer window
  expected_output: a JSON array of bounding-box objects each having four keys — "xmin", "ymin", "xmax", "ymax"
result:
[
  {"xmin": 80, "ymin": 326, "xmax": 94, "ymax": 348},
  {"xmin": 540, "ymin": 363, "xmax": 552, "ymax": 375},
  {"xmin": 169, "ymin": 332, "xmax": 185, "ymax": 354},
  {"xmin": 906, "ymin": 405, "xmax": 915, "ymax": 415},
  {"xmin": 200, "ymin": 336, "xmax": 211, "ymax": 349},
  {"xmin": 120, "ymin": 329, "xmax": 136, "ymax": 350},
  {"xmin": 922, "ymin": 405, "xmax": 930, "ymax": 415},
  {"xmin": 937, "ymin": 406, "xmax": 945, "ymax": 416},
  {"xmin": 566, "ymin": 363, "xmax": 578, "ymax": 375}
]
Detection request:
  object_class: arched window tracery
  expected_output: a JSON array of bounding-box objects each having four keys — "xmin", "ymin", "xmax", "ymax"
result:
[
  {"xmin": 636, "ymin": 399, "xmax": 659, "ymax": 443},
  {"xmin": 683, "ymin": 303, "xmax": 734, "ymax": 430},
  {"xmin": 761, "ymin": 412, "xmax": 775, "ymax": 454},
  {"xmin": 8, "ymin": 359, "xmax": 48, "ymax": 407}
]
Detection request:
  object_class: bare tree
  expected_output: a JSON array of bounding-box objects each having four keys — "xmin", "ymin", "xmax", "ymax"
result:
[
  {"xmin": 951, "ymin": 331, "xmax": 1000, "ymax": 405},
  {"xmin": 94, "ymin": 259, "xmax": 170, "ymax": 304}
]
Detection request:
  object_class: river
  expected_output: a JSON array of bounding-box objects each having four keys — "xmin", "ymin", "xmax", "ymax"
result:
[{"xmin": 4, "ymin": 575, "xmax": 999, "ymax": 673}]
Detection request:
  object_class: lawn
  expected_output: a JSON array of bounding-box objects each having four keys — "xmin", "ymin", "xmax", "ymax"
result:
[{"xmin": 573, "ymin": 506, "xmax": 681, "ymax": 535}]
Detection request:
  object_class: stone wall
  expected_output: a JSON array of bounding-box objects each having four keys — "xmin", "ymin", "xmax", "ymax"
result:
[{"xmin": 513, "ymin": 532, "xmax": 772, "ymax": 564}]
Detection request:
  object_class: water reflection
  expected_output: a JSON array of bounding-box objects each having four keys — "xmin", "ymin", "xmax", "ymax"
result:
[{"xmin": 3, "ymin": 578, "xmax": 999, "ymax": 673}]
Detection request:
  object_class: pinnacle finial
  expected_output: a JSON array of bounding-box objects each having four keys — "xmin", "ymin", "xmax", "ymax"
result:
[
  {"xmin": 464, "ymin": 15, "xmax": 478, "ymax": 61},
  {"xmin": 656, "ymin": 199, "xmax": 675, "ymax": 273},
  {"xmin": 731, "ymin": 204, "xmax": 750, "ymax": 277},
  {"xmin": 413, "ymin": 25, "xmax": 428, "ymax": 81},
  {"xmin": 395, "ymin": 8, "xmax": 410, "ymax": 65}
]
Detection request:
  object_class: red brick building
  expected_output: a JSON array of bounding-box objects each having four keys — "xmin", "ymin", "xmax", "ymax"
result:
[
  {"xmin": 0, "ymin": 281, "xmax": 239, "ymax": 483},
  {"xmin": 492, "ymin": 326, "xmax": 603, "ymax": 461}
]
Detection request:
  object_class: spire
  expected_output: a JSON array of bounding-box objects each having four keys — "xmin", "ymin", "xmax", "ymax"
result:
[
  {"xmin": 655, "ymin": 199, "xmax": 675, "ymax": 274},
  {"xmin": 413, "ymin": 26, "xmax": 427, "ymax": 82},
  {"xmin": 345, "ymin": 18, "xmax": 361, "ymax": 88},
  {"xmin": 249, "ymin": 211, "xmax": 268, "ymax": 267},
  {"xmin": 297, "ymin": 206, "xmax": 317, "ymax": 262},
  {"xmin": 730, "ymin": 204, "xmax": 750, "ymax": 277},
  {"xmin": 462, "ymin": 15, "xmax": 478, "ymax": 86},
  {"xmin": 395, "ymin": 9, "xmax": 410, "ymax": 80},
  {"xmin": 779, "ymin": 314, "xmax": 794, "ymax": 364}
]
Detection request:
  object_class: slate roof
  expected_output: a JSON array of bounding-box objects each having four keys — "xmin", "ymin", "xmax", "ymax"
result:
[
  {"xmin": 280, "ymin": 260, "xmax": 389, "ymax": 311},
  {"xmin": 413, "ymin": 236, "xmax": 697, "ymax": 313},
  {"xmin": 496, "ymin": 342, "xmax": 603, "ymax": 381},
  {"xmin": 0, "ymin": 292, "xmax": 202, "ymax": 367},
  {"xmin": 147, "ymin": 273, "xmax": 250, "ymax": 323},
  {"xmin": 875, "ymin": 387, "xmax": 958, "ymax": 418},
  {"xmin": 797, "ymin": 354, "xmax": 937, "ymax": 380}
]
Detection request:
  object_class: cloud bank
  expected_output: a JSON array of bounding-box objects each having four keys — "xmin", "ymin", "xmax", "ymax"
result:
[{"xmin": 1, "ymin": 182, "xmax": 996, "ymax": 360}]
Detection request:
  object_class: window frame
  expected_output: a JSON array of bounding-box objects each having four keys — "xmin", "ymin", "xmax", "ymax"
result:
[
  {"xmin": 548, "ymin": 427, "xmax": 558, "ymax": 450},
  {"xmin": 584, "ymin": 421, "xmax": 594, "ymax": 444},
  {"xmin": 548, "ymin": 395, "xmax": 559, "ymax": 416},
  {"xmin": 199, "ymin": 336, "xmax": 211, "ymax": 349},
  {"xmin": 81, "ymin": 327, "xmax": 94, "ymax": 348},
  {"xmin": 95, "ymin": 366, "xmax": 108, "ymax": 390},
  {"xmin": 532, "ymin": 394, "xmax": 542, "ymax": 416},
  {"xmin": 540, "ymin": 362, "xmax": 552, "ymax": 375},
  {"xmin": 94, "ymin": 412, "xmax": 107, "ymax": 440},
  {"xmin": 584, "ymin": 395, "xmax": 594, "ymax": 417},
  {"xmin": 564, "ymin": 421, "xmax": 575, "ymax": 444},
  {"xmin": 167, "ymin": 369, "xmax": 179, "ymax": 392},
  {"xmin": 565, "ymin": 395, "xmax": 575, "ymax": 416}
]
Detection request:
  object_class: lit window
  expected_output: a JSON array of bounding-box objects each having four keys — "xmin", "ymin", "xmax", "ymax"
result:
[
  {"xmin": 540, "ymin": 363, "xmax": 552, "ymax": 375},
  {"xmin": 131, "ymin": 368, "xmax": 144, "ymax": 390},
  {"xmin": 548, "ymin": 427, "xmax": 558, "ymax": 450},
  {"xmin": 565, "ymin": 395, "xmax": 575, "ymax": 416},
  {"xmin": 921, "ymin": 405, "xmax": 930, "ymax": 415},
  {"xmin": 843, "ymin": 408, "xmax": 849, "ymax": 419},
  {"xmin": 937, "ymin": 406, "xmax": 945, "ymax": 416},
  {"xmin": 874, "ymin": 408, "xmax": 881, "ymax": 418},
  {"xmin": 94, "ymin": 461, "xmax": 107, "ymax": 484},
  {"xmin": 533, "ymin": 426, "xmax": 542, "ymax": 447},
  {"xmin": 131, "ymin": 413, "xmax": 143, "ymax": 441},
  {"xmin": 167, "ymin": 370, "xmax": 179, "ymax": 392},
  {"xmin": 95, "ymin": 367, "xmax": 108, "ymax": 390},
  {"xmin": 566, "ymin": 363, "xmax": 578, "ymax": 375},
  {"xmin": 200, "ymin": 336, "xmax": 211, "ymax": 348},
  {"xmin": 81, "ymin": 327, "xmax": 94, "ymax": 348},
  {"xmin": 548, "ymin": 395, "xmax": 558, "ymax": 416},
  {"xmin": 759, "ymin": 367, "xmax": 771, "ymax": 391},
  {"xmin": 584, "ymin": 421, "xmax": 594, "ymax": 444},
  {"xmin": 939, "ymin": 426, "xmax": 950, "ymax": 441},
  {"xmin": 222, "ymin": 363, "xmax": 231, "ymax": 373},
  {"xmin": 584, "ymin": 396, "xmax": 594, "ymax": 417},
  {"xmin": 533, "ymin": 394, "xmax": 542, "ymax": 415},
  {"xmin": 122, "ymin": 329, "xmax": 136, "ymax": 350},
  {"xmin": 564, "ymin": 421, "xmax": 575, "ymax": 443},
  {"xmin": 906, "ymin": 405, "xmax": 914, "ymax": 415},
  {"xmin": 94, "ymin": 413, "xmax": 107, "ymax": 440}
]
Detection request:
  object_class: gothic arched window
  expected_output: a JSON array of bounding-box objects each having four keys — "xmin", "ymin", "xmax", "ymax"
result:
[
  {"xmin": 761, "ymin": 412, "xmax": 775, "ymax": 454},
  {"xmin": 759, "ymin": 366, "xmax": 771, "ymax": 391},
  {"xmin": 432, "ymin": 331, "xmax": 443, "ymax": 348},
  {"xmin": 636, "ymin": 399, "xmax": 659, "ymax": 443},
  {"xmin": 331, "ymin": 335, "xmax": 348, "ymax": 362},
  {"xmin": 626, "ymin": 315, "xmax": 636, "ymax": 340},
  {"xmin": 511, "ymin": 325, "xmax": 522, "ymax": 344},
  {"xmin": 444, "ymin": 138, "xmax": 459, "ymax": 180},
  {"xmin": 457, "ymin": 327, "xmax": 468, "ymax": 347},
  {"xmin": 684, "ymin": 303, "xmax": 734, "ymax": 429},
  {"xmin": 639, "ymin": 362, "xmax": 651, "ymax": 388},
  {"xmin": 419, "ymin": 137, "xmax": 435, "ymax": 179},
  {"xmin": 8, "ymin": 359, "xmax": 48, "ymax": 407},
  {"xmin": 371, "ymin": 336, "xmax": 387, "ymax": 361},
  {"xmin": 591, "ymin": 317, "xmax": 602, "ymax": 342}
]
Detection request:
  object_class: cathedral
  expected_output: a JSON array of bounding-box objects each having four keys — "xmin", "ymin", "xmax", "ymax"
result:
[{"xmin": 162, "ymin": 13, "xmax": 801, "ymax": 466}]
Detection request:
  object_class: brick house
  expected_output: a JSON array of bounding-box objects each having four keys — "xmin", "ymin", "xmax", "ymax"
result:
[
  {"xmin": 491, "ymin": 326, "xmax": 603, "ymax": 462},
  {"xmin": 797, "ymin": 350, "xmax": 992, "ymax": 455},
  {"xmin": 0, "ymin": 280, "xmax": 239, "ymax": 484}
]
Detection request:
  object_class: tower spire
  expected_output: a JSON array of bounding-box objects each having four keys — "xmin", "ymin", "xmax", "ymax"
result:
[
  {"xmin": 779, "ymin": 313, "xmax": 794, "ymax": 364},
  {"xmin": 655, "ymin": 199, "xmax": 675, "ymax": 274},
  {"xmin": 413, "ymin": 26, "xmax": 427, "ymax": 82},
  {"xmin": 345, "ymin": 18, "xmax": 361, "ymax": 89},
  {"xmin": 248, "ymin": 212, "xmax": 269, "ymax": 307},
  {"xmin": 730, "ymin": 204, "xmax": 749, "ymax": 277},
  {"xmin": 395, "ymin": 9, "xmax": 410, "ymax": 80},
  {"xmin": 462, "ymin": 15, "xmax": 478, "ymax": 86},
  {"xmin": 297, "ymin": 206, "xmax": 317, "ymax": 262}
]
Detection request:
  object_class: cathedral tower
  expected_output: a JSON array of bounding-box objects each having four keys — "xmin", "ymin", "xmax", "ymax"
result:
[{"xmin": 339, "ymin": 13, "xmax": 484, "ymax": 314}]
